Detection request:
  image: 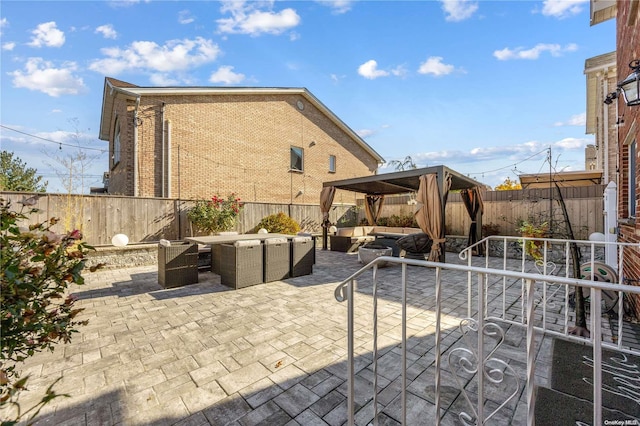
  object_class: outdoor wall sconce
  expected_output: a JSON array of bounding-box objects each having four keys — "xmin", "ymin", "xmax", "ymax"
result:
[
  {"xmin": 617, "ymin": 59, "xmax": 640, "ymax": 107},
  {"xmin": 603, "ymin": 91, "xmax": 617, "ymax": 105}
]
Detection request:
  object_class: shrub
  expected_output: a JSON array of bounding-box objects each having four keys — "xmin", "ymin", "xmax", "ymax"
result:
[
  {"xmin": 1, "ymin": 196, "xmax": 103, "ymax": 423},
  {"xmin": 188, "ymin": 193, "xmax": 243, "ymax": 235},
  {"xmin": 257, "ymin": 212, "xmax": 301, "ymax": 234},
  {"xmin": 363, "ymin": 215, "xmax": 418, "ymax": 228}
]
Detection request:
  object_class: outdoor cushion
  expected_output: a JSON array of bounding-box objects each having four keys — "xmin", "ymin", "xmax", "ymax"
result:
[
  {"xmin": 234, "ymin": 239, "xmax": 261, "ymax": 247},
  {"xmin": 292, "ymin": 236, "xmax": 312, "ymax": 243},
  {"xmin": 264, "ymin": 237, "xmax": 288, "ymax": 245}
]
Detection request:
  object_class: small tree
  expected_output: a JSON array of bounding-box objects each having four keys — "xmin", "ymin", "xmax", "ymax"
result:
[
  {"xmin": 388, "ymin": 155, "xmax": 417, "ymax": 171},
  {"xmin": 0, "ymin": 197, "xmax": 103, "ymax": 423},
  {"xmin": 0, "ymin": 151, "xmax": 48, "ymax": 192},
  {"xmin": 494, "ymin": 177, "xmax": 522, "ymax": 191}
]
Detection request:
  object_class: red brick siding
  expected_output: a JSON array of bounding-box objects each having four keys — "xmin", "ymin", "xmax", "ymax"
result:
[{"xmin": 617, "ymin": 0, "xmax": 640, "ymax": 315}]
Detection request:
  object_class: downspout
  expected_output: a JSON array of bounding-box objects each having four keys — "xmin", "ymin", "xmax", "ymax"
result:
[
  {"xmin": 603, "ymin": 76, "xmax": 610, "ymax": 182},
  {"xmin": 161, "ymin": 102, "xmax": 166, "ymax": 198},
  {"xmin": 167, "ymin": 120, "xmax": 172, "ymax": 198},
  {"xmin": 133, "ymin": 96, "xmax": 140, "ymax": 197}
]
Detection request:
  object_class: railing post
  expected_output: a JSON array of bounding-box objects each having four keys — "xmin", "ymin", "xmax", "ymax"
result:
[
  {"xmin": 347, "ymin": 278, "xmax": 355, "ymax": 426},
  {"xmin": 526, "ymin": 278, "xmax": 535, "ymax": 426},
  {"xmin": 402, "ymin": 263, "xmax": 407, "ymax": 425},
  {"xmin": 477, "ymin": 272, "xmax": 484, "ymax": 425},
  {"xmin": 435, "ymin": 266, "xmax": 441, "ymax": 426},
  {"xmin": 591, "ymin": 286, "xmax": 602, "ymax": 426}
]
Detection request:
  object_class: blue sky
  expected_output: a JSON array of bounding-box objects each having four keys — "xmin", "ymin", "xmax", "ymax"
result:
[{"xmin": 0, "ymin": 0, "xmax": 616, "ymax": 193}]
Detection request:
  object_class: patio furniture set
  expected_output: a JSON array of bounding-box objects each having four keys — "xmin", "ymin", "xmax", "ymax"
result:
[
  {"xmin": 329, "ymin": 226, "xmax": 423, "ymax": 255},
  {"xmin": 157, "ymin": 233, "xmax": 315, "ymax": 290},
  {"xmin": 329, "ymin": 226, "xmax": 434, "ymax": 265}
]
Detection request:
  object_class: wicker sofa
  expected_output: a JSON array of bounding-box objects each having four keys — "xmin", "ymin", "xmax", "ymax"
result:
[{"xmin": 329, "ymin": 226, "xmax": 422, "ymax": 254}]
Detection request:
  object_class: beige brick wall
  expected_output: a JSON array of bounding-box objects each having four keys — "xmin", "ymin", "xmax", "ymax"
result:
[{"xmin": 107, "ymin": 93, "xmax": 379, "ymax": 204}]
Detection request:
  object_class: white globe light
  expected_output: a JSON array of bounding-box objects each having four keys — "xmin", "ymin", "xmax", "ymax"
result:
[
  {"xmin": 329, "ymin": 226, "xmax": 337, "ymax": 234},
  {"xmin": 112, "ymin": 234, "xmax": 129, "ymax": 247},
  {"xmin": 257, "ymin": 228, "xmax": 268, "ymax": 234},
  {"xmin": 589, "ymin": 232, "xmax": 606, "ymax": 242}
]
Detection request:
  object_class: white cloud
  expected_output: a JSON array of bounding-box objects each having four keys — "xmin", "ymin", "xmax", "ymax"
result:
[
  {"xmin": 541, "ymin": 0, "xmax": 587, "ymax": 18},
  {"xmin": 96, "ymin": 24, "xmax": 117, "ymax": 39},
  {"xmin": 493, "ymin": 43, "xmax": 578, "ymax": 60},
  {"xmin": 2, "ymin": 42, "xmax": 15, "ymax": 51},
  {"xmin": 417, "ymin": 56, "xmax": 455, "ymax": 76},
  {"xmin": 554, "ymin": 112, "xmax": 586, "ymax": 127},
  {"xmin": 9, "ymin": 57, "xmax": 85, "ymax": 97},
  {"xmin": 315, "ymin": 0, "xmax": 354, "ymax": 14},
  {"xmin": 553, "ymin": 137, "xmax": 588, "ymax": 149},
  {"xmin": 27, "ymin": 22, "xmax": 65, "ymax": 48},
  {"xmin": 178, "ymin": 10, "xmax": 195, "ymax": 24},
  {"xmin": 217, "ymin": 1, "xmax": 300, "ymax": 36},
  {"xmin": 209, "ymin": 65, "xmax": 245, "ymax": 84},
  {"xmin": 88, "ymin": 37, "xmax": 220, "ymax": 75},
  {"xmin": 149, "ymin": 74, "xmax": 181, "ymax": 86},
  {"xmin": 357, "ymin": 129, "xmax": 376, "ymax": 138},
  {"xmin": 358, "ymin": 60, "xmax": 389, "ymax": 80},
  {"xmin": 0, "ymin": 18, "xmax": 8, "ymax": 36},
  {"xmin": 391, "ymin": 65, "xmax": 408, "ymax": 78},
  {"xmin": 441, "ymin": 0, "xmax": 479, "ymax": 22}
]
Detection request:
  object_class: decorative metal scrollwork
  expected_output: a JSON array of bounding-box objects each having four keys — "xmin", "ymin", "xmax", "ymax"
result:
[
  {"xmin": 533, "ymin": 260, "xmax": 562, "ymax": 308},
  {"xmin": 448, "ymin": 318, "xmax": 520, "ymax": 425}
]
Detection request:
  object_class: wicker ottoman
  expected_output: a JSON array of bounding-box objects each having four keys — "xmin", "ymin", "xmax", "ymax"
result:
[
  {"xmin": 263, "ymin": 237, "xmax": 291, "ymax": 282},
  {"xmin": 220, "ymin": 240, "xmax": 263, "ymax": 289},
  {"xmin": 291, "ymin": 236, "xmax": 314, "ymax": 277}
]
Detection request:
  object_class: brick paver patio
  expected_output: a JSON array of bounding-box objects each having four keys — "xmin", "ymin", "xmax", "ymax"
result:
[{"xmin": 3, "ymin": 250, "xmax": 615, "ymax": 425}]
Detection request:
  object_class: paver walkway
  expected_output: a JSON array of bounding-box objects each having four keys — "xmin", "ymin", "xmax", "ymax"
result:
[{"xmin": 2, "ymin": 250, "xmax": 616, "ymax": 425}]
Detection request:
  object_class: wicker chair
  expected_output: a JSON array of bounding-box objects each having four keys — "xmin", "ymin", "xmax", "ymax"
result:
[
  {"xmin": 220, "ymin": 240, "xmax": 263, "ymax": 289},
  {"xmin": 290, "ymin": 236, "xmax": 314, "ymax": 277},
  {"xmin": 263, "ymin": 237, "xmax": 291, "ymax": 282}
]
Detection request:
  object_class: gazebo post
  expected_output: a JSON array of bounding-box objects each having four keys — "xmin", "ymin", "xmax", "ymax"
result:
[
  {"xmin": 437, "ymin": 171, "xmax": 447, "ymax": 263},
  {"xmin": 322, "ymin": 226, "xmax": 328, "ymax": 250}
]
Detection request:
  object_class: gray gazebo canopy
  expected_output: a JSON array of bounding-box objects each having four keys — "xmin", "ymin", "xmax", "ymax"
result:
[{"xmin": 321, "ymin": 165, "xmax": 486, "ymax": 261}]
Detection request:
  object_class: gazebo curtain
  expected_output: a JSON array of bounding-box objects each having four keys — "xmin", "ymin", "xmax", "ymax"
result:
[
  {"xmin": 461, "ymin": 187, "xmax": 484, "ymax": 254},
  {"xmin": 414, "ymin": 173, "xmax": 450, "ymax": 261},
  {"xmin": 364, "ymin": 195, "xmax": 385, "ymax": 225},
  {"xmin": 320, "ymin": 186, "xmax": 336, "ymax": 227}
]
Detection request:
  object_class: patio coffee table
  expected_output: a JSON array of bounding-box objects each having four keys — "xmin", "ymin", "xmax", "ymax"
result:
[{"xmin": 358, "ymin": 244, "xmax": 393, "ymax": 267}]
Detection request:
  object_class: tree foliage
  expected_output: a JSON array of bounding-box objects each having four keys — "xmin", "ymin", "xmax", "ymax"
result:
[
  {"xmin": 388, "ymin": 156, "xmax": 417, "ymax": 171},
  {"xmin": 0, "ymin": 151, "xmax": 48, "ymax": 193},
  {"xmin": 494, "ymin": 177, "xmax": 522, "ymax": 191},
  {"xmin": 188, "ymin": 193, "xmax": 244, "ymax": 235}
]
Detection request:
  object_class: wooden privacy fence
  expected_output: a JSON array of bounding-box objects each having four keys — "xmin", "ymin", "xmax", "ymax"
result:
[
  {"xmin": 0, "ymin": 192, "xmax": 353, "ymax": 246},
  {"xmin": 1, "ymin": 185, "xmax": 604, "ymax": 246},
  {"xmin": 358, "ymin": 185, "xmax": 605, "ymax": 240}
]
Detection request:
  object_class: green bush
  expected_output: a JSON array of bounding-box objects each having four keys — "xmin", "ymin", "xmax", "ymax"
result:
[
  {"xmin": 257, "ymin": 212, "xmax": 301, "ymax": 235},
  {"xmin": 361, "ymin": 215, "xmax": 418, "ymax": 228},
  {"xmin": 188, "ymin": 193, "xmax": 243, "ymax": 235},
  {"xmin": 1, "ymin": 197, "xmax": 103, "ymax": 424}
]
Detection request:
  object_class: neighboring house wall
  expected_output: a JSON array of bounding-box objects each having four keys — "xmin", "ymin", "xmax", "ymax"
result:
[
  {"xmin": 101, "ymin": 82, "xmax": 382, "ymax": 205},
  {"xmin": 616, "ymin": 0, "xmax": 640, "ymax": 313},
  {"xmin": 585, "ymin": 51, "xmax": 617, "ymax": 184}
]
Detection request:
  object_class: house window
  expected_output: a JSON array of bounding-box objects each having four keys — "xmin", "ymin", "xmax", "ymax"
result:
[
  {"xmin": 113, "ymin": 119, "xmax": 121, "ymax": 166},
  {"xmin": 290, "ymin": 146, "xmax": 304, "ymax": 172},
  {"xmin": 329, "ymin": 155, "xmax": 336, "ymax": 173},
  {"xmin": 629, "ymin": 141, "xmax": 636, "ymax": 218}
]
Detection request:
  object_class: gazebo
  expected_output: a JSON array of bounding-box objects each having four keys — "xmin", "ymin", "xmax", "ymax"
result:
[{"xmin": 320, "ymin": 166, "xmax": 486, "ymax": 262}]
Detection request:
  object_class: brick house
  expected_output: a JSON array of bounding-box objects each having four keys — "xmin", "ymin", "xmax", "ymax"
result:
[
  {"xmin": 616, "ymin": 0, "xmax": 640, "ymax": 311},
  {"xmin": 590, "ymin": 0, "xmax": 640, "ymax": 313},
  {"xmin": 98, "ymin": 78, "xmax": 384, "ymax": 204}
]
